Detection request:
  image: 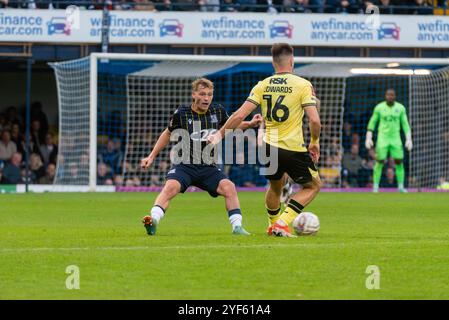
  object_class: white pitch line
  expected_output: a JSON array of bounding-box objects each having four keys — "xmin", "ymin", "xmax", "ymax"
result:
[{"xmin": 0, "ymin": 239, "xmax": 448, "ymax": 253}]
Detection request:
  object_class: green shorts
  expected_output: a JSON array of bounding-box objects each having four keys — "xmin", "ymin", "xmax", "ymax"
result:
[{"xmin": 375, "ymin": 138, "xmax": 404, "ymax": 161}]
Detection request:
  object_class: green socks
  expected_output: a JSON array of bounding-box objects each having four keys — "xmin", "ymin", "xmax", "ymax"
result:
[
  {"xmin": 373, "ymin": 161, "xmax": 384, "ymax": 189},
  {"xmin": 396, "ymin": 162, "xmax": 405, "ymax": 189}
]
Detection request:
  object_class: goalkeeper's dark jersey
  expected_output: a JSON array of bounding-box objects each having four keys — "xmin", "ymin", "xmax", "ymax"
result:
[{"xmin": 167, "ymin": 104, "xmax": 229, "ymax": 165}]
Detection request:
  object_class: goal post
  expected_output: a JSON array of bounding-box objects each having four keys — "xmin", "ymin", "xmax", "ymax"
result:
[{"xmin": 49, "ymin": 53, "xmax": 449, "ymax": 191}]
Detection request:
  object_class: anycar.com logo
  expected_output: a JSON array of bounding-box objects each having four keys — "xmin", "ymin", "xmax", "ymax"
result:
[
  {"xmin": 269, "ymin": 20, "xmax": 293, "ymax": 39},
  {"xmin": 159, "ymin": 19, "xmax": 183, "ymax": 37},
  {"xmin": 377, "ymin": 22, "xmax": 400, "ymax": 40},
  {"xmin": 47, "ymin": 17, "xmax": 71, "ymax": 36}
]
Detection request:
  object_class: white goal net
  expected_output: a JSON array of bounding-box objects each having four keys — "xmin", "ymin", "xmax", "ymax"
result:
[{"xmin": 49, "ymin": 54, "xmax": 449, "ymax": 191}]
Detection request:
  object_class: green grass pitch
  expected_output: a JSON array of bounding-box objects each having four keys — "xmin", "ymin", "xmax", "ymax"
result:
[{"xmin": 1, "ymin": 192, "xmax": 449, "ymax": 299}]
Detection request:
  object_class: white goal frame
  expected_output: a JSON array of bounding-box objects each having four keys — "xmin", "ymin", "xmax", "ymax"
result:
[{"xmin": 86, "ymin": 53, "xmax": 449, "ymax": 191}]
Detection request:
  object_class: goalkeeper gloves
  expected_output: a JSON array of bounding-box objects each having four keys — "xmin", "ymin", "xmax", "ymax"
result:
[
  {"xmin": 405, "ymin": 132, "xmax": 413, "ymax": 151},
  {"xmin": 365, "ymin": 131, "xmax": 374, "ymax": 150}
]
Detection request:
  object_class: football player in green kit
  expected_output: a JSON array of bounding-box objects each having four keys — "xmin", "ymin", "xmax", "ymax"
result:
[{"xmin": 365, "ymin": 89, "xmax": 413, "ymax": 193}]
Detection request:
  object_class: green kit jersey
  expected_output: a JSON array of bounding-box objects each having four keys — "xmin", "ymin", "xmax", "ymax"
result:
[{"xmin": 367, "ymin": 101, "xmax": 410, "ymax": 142}]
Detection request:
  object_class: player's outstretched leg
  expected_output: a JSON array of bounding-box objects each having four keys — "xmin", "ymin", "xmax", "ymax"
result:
[
  {"xmin": 272, "ymin": 176, "xmax": 321, "ymax": 238},
  {"xmin": 281, "ymin": 177, "xmax": 294, "ymax": 206},
  {"xmin": 143, "ymin": 180, "xmax": 181, "ymax": 236},
  {"xmin": 216, "ymin": 179, "xmax": 251, "ymax": 236},
  {"xmin": 265, "ymin": 178, "xmax": 284, "ymax": 235}
]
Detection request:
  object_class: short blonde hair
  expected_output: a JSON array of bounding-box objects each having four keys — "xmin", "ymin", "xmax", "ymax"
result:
[{"xmin": 191, "ymin": 78, "xmax": 214, "ymax": 92}]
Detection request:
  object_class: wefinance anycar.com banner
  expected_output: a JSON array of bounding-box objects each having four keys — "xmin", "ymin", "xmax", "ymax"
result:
[{"xmin": 1, "ymin": 9, "xmax": 449, "ymax": 47}]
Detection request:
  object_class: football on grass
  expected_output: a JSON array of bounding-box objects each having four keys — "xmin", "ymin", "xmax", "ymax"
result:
[{"xmin": 292, "ymin": 212, "xmax": 320, "ymax": 236}]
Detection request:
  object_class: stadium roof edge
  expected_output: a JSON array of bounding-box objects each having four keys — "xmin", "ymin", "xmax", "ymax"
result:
[{"xmin": 90, "ymin": 53, "xmax": 449, "ymax": 66}]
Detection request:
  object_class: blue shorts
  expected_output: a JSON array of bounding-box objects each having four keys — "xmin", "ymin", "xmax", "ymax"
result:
[{"xmin": 166, "ymin": 164, "xmax": 227, "ymax": 197}]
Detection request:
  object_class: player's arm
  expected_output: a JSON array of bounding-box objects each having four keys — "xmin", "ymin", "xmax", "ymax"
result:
[
  {"xmin": 365, "ymin": 105, "xmax": 380, "ymax": 149},
  {"xmin": 208, "ymin": 82, "xmax": 262, "ymax": 144},
  {"xmin": 301, "ymin": 84, "xmax": 321, "ymax": 163},
  {"xmin": 207, "ymin": 101, "xmax": 259, "ymax": 145},
  {"xmin": 401, "ymin": 106, "xmax": 412, "ymax": 151},
  {"xmin": 141, "ymin": 129, "xmax": 171, "ymax": 170},
  {"xmin": 257, "ymin": 117, "xmax": 265, "ymax": 146},
  {"xmin": 220, "ymin": 101, "xmax": 259, "ymax": 136},
  {"xmin": 141, "ymin": 110, "xmax": 180, "ymax": 170},
  {"xmin": 305, "ymin": 98, "xmax": 321, "ymax": 163},
  {"xmin": 236, "ymin": 113, "xmax": 263, "ymax": 130}
]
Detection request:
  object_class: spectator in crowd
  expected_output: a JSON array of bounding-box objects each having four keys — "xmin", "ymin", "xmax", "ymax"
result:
[
  {"xmin": 327, "ymin": 0, "xmax": 358, "ymax": 13},
  {"xmin": 158, "ymin": 160, "xmax": 170, "ymax": 173},
  {"xmin": 150, "ymin": 173, "xmax": 163, "ymax": 186},
  {"xmin": 30, "ymin": 152, "xmax": 46, "ymax": 182},
  {"xmin": 391, "ymin": 0, "xmax": 410, "ymax": 14},
  {"xmin": 378, "ymin": 0, "xmax": 394, "ymax": 14},
  {"xmin": 2, "ymin": 152, "xmax": 22, "ymax": 184},
  {"xmin": 410, "ymin": 0, "xmax": 433, "ymax": 14},
  {"xmin": 265, "ymin": 0, "xmax": 282, "ymax": 13},
  {"xmin": 37, "ymin": 0, "xmax": 56, "ymax": 8},
  {"xmin": 358, "ymin": 0, "xmax": 375, "ymax": 12},
  {"xmin": 0, "ymin": 161, "xmax": 3, "ymax": 183},
  {"xmin": 30, "ymin": 119, "xmax": 45, "ymax": 154},
  {"xmin": 352, "ymin": 131, "xmax": 360, "ymax": 149},
  {"xmin": 221, "ymin": 0, "xmax": 239, "ymax": 11},
  {"xmin": 68, "ymin": 162, "xmax": 80, "ymax": 181},
  {"xmin": 123, "ymin": 160, "xmax": 138, "ymax": 181},
  {"xmin": 0, "ymin": 0, "xmax": 8, "ymax": 8},
  {"xmin": 284, "ymin": 0, "xmax": 312, "ymax": 12},
  {"xmin": 114, "ymin": 174, "xmax": 124, "ymax": 186},
  {"xmin": 87, "ymin": 0, "xmax": 107, "ymax": 10},
  {"xmin": 0, "ymin": 113, "xmax": 6, "ymax": 131},
  {"xmin": 97, "ymin": 163, "xmax": 114, "ymax": 185},
  {"xmin": 99, "ymin": 139, "xmax": 123, "ymax": 174},
  {"xmin": 153, "ymin": 0, "xmax": 173, "ymax": 10},
  {"xmin": 407, "ymin": 175, "xmax": 418, "ymax": 188},
  {"xmin": 113, "ymin": 137, "xmax": 124, "ymax": 157},
  {"xmin": 10, "ymin": 123, "xmax": 24, "ymax": 155},
  {"xmin": 133, "ymin": 176, "xmax": 141, "ymax": 186},
  {"xmin": 229, "ymin": 165, "xmax": 257, "ymax": 187},
  {"xmin": 126, "ymin": 176, "xmax": 142, "ymax": 186},
  {"xmin": 309, "ymin": 0, "xmax": 325, "ymax": 12},
  {"xmin": 75, "ymin": 152, "xmax": 90, "ymax": 179},
  {"xmin": 236, "ymin": 0, "xmax": 257, "ymax": 11},
  {"xmin": 31, "ymin": 102, "xmax": 49, "ymax": 138},
  {"xmin": 134, "ymin": 0, "xmax": 158, "ymax": 10},
  {"xmin": 172, "ymin": 0, "xmax": 199, "ymax": 10},
  {"xmin": 228, "ymin": 152, "xmax": 257, "ymax": 187},
  {"xmin": 358, "ymin": 152, "xmax": 374, "ymax": 187},
  {"xmin": 5, "ymin": 106, "xmax": 21, "ymax": 127},
  {"xmin": 115, "ymin": 0, "xmax": 134, "ymax": 9},
  {"xmin": 342, "ymin": 122, "xmax": 353, "ymax": 153},
  {"xmin": 380, "ymin": 167, "xmax": 396, "ymax": 188},
  {"xmin": 342, "ymin": 144, "xmax": 363, "ymax": 187},
  {"xmin": 324, "ymin": 136, "xmax": 342, "ymax": 167},
  {"xmin": 21, "ymin": 168, "xmax": 35, "ymax": 184},
  {"xmin": 0, "ymin": 130, "xmax": 17, "ymax": 162},
  {"xmin": 55, "ymin": 154, "xmax": 65, "ymax": 181},
  {"xmin": 39, "ymin": 163, "xmax": 56, "ymax": 184},
  {"xmin": 39, "ymin": 133, "xmax": 58, "ymax": 167},
  {"xmin": 200, "ymin": 0, "xmax": 220, "ymax": 11}
]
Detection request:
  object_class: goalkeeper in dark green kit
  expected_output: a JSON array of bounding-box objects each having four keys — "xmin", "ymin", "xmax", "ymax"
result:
[{"xmin": 365, "ymin": 89, "xmax": 413, "ymax": 193}]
